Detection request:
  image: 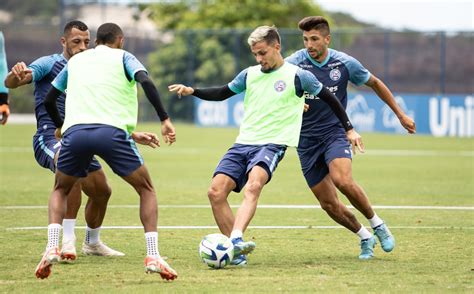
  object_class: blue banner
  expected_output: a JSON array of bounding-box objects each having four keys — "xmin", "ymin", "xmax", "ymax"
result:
[{"xmin": 194, "ymin": 92, "xmax": 474, "ymax": 137}]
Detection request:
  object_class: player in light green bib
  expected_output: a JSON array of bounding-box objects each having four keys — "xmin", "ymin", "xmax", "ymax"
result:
[{"xmin": 169, "ymin": 25, "xmax": 364, "ymax": 266}]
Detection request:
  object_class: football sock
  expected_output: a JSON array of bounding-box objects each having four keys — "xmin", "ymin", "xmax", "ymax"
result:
[
  {"xmin": 85, "ymin": 226, "xmax": 101, "ymax": 245},
  {"xmin": 145, "ymin": 232, "xmax": 159, "ymax": 257},
  {"xmin": 230, "ymin": 230, "xmax": 243, "ymax": 240},
  {"xmin": 368, "ymin": 214, "xmax": 384, "ymax": 228},
  {"xmin": 47, "ymin": 223, "xmax": 62, "ymax": 249},
  {"xmin": 356, "ymin": 226, "xmax": 372, "ymax": 240},
  {"xmin": 62, "ymin": 219, "xmax": 76, "ymax": 243}
]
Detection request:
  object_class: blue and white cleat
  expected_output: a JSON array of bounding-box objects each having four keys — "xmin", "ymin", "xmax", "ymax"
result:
[
  {"xmin": 231, "ymin": 237, "xmax": 256, "ymax": 256},
  {"xmin": 230, "ymin": 254, "xmax": 247, "ymax": 266},
  {"xmin": 373, "ymin": 223, "xmax": 395, "ymax": 252},
  {"xmin": 359, "ymin": 236, "xmax": 377, "ymax": 260}
]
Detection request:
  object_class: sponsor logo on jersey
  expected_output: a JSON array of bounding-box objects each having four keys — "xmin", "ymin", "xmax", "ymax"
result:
[
  {"xmin": 274, "ymin": 80, "xmax": 287, "ymax": 92},
  {"xmin": 329, "ymin": 68, "xmax": 341, "ymax": 81},
  {"xmin": 327, "ymin": 61, "xmax": 342, "ymax": 68},
  {"xmin": 300, "ymin": 64, "xmax": 313, "ymax": 69},
  {"xmin": 303, "ymin": 92, "xmax": 319, "ymax": 100}
]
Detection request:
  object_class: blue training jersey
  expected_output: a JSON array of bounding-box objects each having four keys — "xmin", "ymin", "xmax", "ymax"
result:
[
  {"xmin": 286, "ymin": 48, "xmax": 371, "ymax": 138},
  {"xmin": 228, "ymin": 62, "xmax": 323, "ymax": 97},
  {"xmin": 29, "ymin": 54, "xmax": 67, "ymax": 135}
]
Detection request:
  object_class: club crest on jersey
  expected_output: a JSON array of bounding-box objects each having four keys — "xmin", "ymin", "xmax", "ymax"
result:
[
  {"xmin": 274, "ymin": 80, "xmax": 286, "ymax": 92},
  {"xmin": 329, "ymin": 68, "xmax": 341, "ymax": 81}
]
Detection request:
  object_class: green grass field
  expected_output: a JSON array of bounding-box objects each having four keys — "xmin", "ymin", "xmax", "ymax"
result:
[{"xmin": 0, "ymin": 123, "xmax": 473, "ymax": 293}]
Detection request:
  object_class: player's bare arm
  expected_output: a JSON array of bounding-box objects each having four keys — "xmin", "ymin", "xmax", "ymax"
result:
[
  {"xmin": 5, "ymin": 62, "xmax": 33, "ymax": 88},
  {"xmin": 365, "ymin": 75, "xmax": 416, "ymax": 134}
]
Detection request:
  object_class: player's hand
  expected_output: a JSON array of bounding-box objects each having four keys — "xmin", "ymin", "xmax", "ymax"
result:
[
  {"xmin": 399, "ymin": 114, "xmax": 416, "ymax": 134},
  {"xmin": 168, "ymin": 84, "xmax": 194, "ymax": 98},
  {"xmin": 132, "ymin": 131, "xmax": 160, "ymax": 148},
  {"xmin": 11, "ymin": 62, "xmax": 33, "ymax": 82},
  {"xmin": 0, "ymin": 104, "xmax": 10, "ymax": 125},
  {"xmin": 160, "ymin": 118, "xmax": 176, "ymax": 145},
  {"xmin": 54, "ymin": 128, "xmax": 62, "ymax": 140},
  {"xmin": 304, "ymin": 103, "xmax": 309, "ymax": 112},
  {"xmin": 346, "ymin": 129, "xmax": 365, "ymax": 154}
]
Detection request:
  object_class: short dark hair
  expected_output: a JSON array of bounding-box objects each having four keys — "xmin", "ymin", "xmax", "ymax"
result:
[
  {"xmin": 298, "ymin": 16, "xmax": 330, "ymax": 36},
  {"xmin": 247, "ymin": 25, "xmax": 281, "ymax": 46},
  {"xmin": 63, "ymin": 20, "xmax": 88, "ymax": 35},
  {"xmin": 96, "ymin": 23, "xmax": 123, "ymax": 45}
]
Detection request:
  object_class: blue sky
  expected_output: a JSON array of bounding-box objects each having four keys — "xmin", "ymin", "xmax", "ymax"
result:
[{"xmin": 316, "ymin": 0, "xmax": 473, "ymax": 32}]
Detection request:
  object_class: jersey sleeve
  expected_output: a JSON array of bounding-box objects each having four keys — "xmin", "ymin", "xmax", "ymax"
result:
[
  {"xmin": 227, "ymin": 68, "xmax": 248, "ymax": 94},
  {"xmin": 29, "ymin": 56, "xmax": 56, "ymax": 83},
  {"xmin": 123, "ymin": 51, "xmax": 147, "ymax": 81},
  {"xmin": 296, "ymin": 68, "xmax": 323, "ymax": 96},
  {"xmin": 51, "ymin": 65, "xmax": 68, "ymax": 93},
  {"xmin": 343, "ymin": 55, "xmax": 371, "ymax": 86}
]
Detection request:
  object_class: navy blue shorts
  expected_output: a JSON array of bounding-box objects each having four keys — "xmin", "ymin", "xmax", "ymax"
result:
[
  {"xmin": 214, "ymin": 143, "xmax": 287, "ymax": 193},
  {"xmin": 297, "ymin": 130, "xmax": 352, "ymax": 188},
  {"xmin": 33, "ymin": 133, "xmax": 101, "ymax": 173},
  {"xmin": 57, "ymin": 125, "xmax": 143, "ymax": 177}
]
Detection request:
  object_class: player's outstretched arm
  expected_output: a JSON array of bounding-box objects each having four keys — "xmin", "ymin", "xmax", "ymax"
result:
[
  {"xmin": 365, "ymin": 75, "xmax": 416, "ymax": 134},
  {"xmin": 4, "ymin": 62, "xmax": 33, "ymax": 89},
  {"xmin": 168, "ymin": 84, "xmax": 194, "ymax": 98},
  {"xmin": 169, "ymin": 84, "xmax": 236, "ymax": 101}
]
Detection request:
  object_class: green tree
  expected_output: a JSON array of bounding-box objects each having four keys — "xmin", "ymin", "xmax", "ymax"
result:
[{"xmin": 143, "ymin": 0, "xmax": 328, "ymax": 121}]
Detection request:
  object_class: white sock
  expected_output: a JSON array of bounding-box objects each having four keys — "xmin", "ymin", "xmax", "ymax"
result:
[
  {"xmin": 356, "ymin": 226, "xmax": 373, "ymax": 240},
  {"xmin": 62, "ymin": 219, "xmax": 76, "ymax": 243},
  {"xmin": 145, "ymin": 232, "xmax": 159, "ymax": 257},
  {"xmin": 85, "ymin": 226, "xmax": 101, "ymax": 245},
  {"xmin": 230, "ymin": 230, "xmax": 243, "ymax": 240},
  {"xmin": 368, "ymin": 214, "xmax": 384, "ymax": 228},
  {"xmin": 47, "ymin": 223, "xmax": 62, "ymax": 250}
]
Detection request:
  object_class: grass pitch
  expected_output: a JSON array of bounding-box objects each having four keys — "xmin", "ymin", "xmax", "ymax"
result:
[{"xmin": 0, "ymin": 123, "xmax": 472, "ymax": 293}]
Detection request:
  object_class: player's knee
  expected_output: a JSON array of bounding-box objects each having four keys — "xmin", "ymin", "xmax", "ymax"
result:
[
  {"xmin": 332, "ymin": 175, "xmax": 353, "ymax": 191},
  {"xmin": 208, "ymin": 187, "xmax": 222, "ymax": 202},
  {"xmin": 245, "ymin": 181, "xmax": 264, "ymax": 197},
  {"xmin": 319, "ymin": 198, "xmax": 339, "ymax": 214}
]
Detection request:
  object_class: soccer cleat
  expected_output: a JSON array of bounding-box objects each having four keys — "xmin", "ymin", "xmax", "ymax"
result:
[
  {"xmin": 144, "ymin": 256, "xmax": 178, "ymax": 281},
  {"xmin": 82, "ymin": 242, "xmax": 125, "ymax": 256},
  {"xmin": 230, "ymin": 254, "xmax": 247, "ymax": 266},
  {"xmin": 359, "ymin": 236, "xmax": 377, "ymax": 260},
  {"xmin": 231, "ymin": 237, "xmax": 256, "ymax": 256},
  {"xmin": 35, "ymin": 247, "xmax": 60, "ymax": 279},
  {"xmin": 373, "ymin": 223, "xmax": 395, "ymax": 252},
  {"xmin": 60, "ymin": 239, "xmax": 77, "ymax": 263}
]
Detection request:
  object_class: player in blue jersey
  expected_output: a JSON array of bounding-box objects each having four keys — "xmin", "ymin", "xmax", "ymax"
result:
[
  {"xmin": 4, "ymin": 21, "xmax": 127, "ymax": 261},
  {"xmin": 170, "ymin": 25, "xmax": 364, "ymax": 266},
  {"xmin": 286, "ymin": 16, "xmax": 416, "ymax": 259},
  {"xmin": 0, "ymin": 31, "xmax": 9, "ymax": 124}
]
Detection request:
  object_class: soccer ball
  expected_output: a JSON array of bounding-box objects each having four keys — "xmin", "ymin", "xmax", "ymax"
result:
[{"xmin": 199, "ymin": 233, "xmax": 234, "ymax": 269}]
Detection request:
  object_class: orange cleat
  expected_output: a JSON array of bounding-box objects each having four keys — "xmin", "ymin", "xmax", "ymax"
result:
[
  {"xmin": 35, "ymin": 247, "xmax": 60, "ymax": 279},
  {"xmin": 144, "ymin": 256, "xmax": 177, "ymax": 281}
]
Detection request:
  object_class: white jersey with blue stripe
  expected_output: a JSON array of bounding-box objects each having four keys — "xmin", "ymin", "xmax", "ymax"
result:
[{"xmin": 286, "ymin": 48, "xmax": 370, "ymax": 137}]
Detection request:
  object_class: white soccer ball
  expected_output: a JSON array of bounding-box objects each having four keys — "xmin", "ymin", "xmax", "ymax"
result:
[{"xmin": 199, "ymin": 233, "xmax": 234, "ymax": 269}]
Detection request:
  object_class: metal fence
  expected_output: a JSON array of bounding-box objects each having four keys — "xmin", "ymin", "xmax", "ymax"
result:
[{"xmin": 2, "ymin": 23, "xmax": 473, "ymax": 121}]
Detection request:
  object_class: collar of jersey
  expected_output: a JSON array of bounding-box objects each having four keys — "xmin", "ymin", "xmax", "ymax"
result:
[{"xmin": 304, "ymin": 49, "xmax": 331, "ymax": 68}]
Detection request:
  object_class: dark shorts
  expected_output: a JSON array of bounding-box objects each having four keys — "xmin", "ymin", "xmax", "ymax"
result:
[
  {"xmin": 57, "ymin": 125, "xmax": 142, "ymax": 177},
  {"xmin": 33, "ymin": 133, "xmax": 101, "ymax": 173},
  {"xmin": 297, "ymin": 130, "xmax": 352, "ymax": 188},
  {"xmin": 214, "ymin": 143, "xmax": 287, "ymax": 193}
]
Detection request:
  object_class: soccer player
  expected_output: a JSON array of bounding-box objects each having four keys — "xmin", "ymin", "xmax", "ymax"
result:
[
  {"xmin": 0, "ymin": 31, "xmax": 9, "ymax": 124},
  {"xmin": 38, "ymin": 22, "xmax": 177, "ymax": 280},
  {"xmin": 285, "ymin": 16, "xmax": 416, "ymax": 259},
  {"xmin": 169, "ymin": 25, "xmax": 363, "ymax": 266},
  {"xmin": 4, "ymin": 21, "xmax": 124, "ymax": 261}
]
